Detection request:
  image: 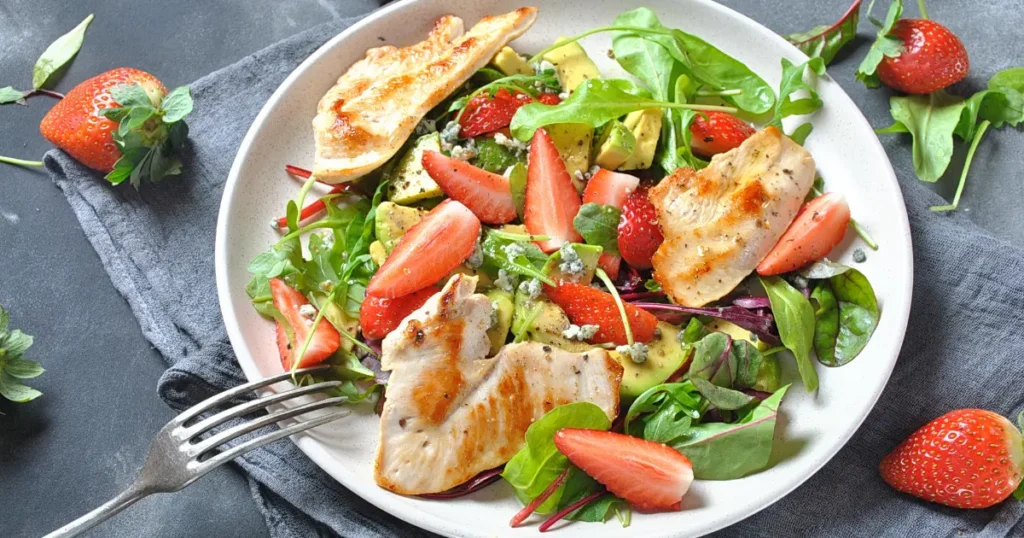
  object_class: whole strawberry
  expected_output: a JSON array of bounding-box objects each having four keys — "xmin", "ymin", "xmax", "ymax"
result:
[
  {"xmin": 880, "ymin": 409, "xmax": 1024, "ymax": 509},
  {"xmin": 617, "ymin": 185, "xmax": 664, "ymax": 270},
  {"xmin": 876, "ymin": 19, "xmax": 969, "ymax": 94},
  {"xmin": 39, "ymin": 67, "xmax": 193, "ymax": 187},
  {"xmin": 689, "ymin": 111, "xmax": 755, "ymax": 158}
]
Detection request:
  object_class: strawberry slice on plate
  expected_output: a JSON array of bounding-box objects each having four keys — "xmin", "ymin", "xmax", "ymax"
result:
[
  {"xmin": 421, "ymin": 150, "xmax": 517, "ymax": 224},
  {"xmin": 544, "ymin": 281, "xmax": 658, "ymax": 345},
  {"xmin": 359, "ymin": 286, "xmax": 438, "ymax": 340},
  {"xmin": 583, "ymin": 168, "xmax": 639, "ymax": 279},
  {"xmin": 459, "ymin": 88, "xmax": 534, "ymax": 137},
  {"xmin": 689, "ymin": 111, "xmax": 755, "ymax": 158},
  {"xmin": 757, "ymin": 192, "xmax": 850, "ymax": 276},
  {"xmin": 525, "ymin": 128, "xmax": 583, "ymax": 253},
  {"xmin": 270, "ymin": 278, "xmax": 340, "ymax": 369},
  {"xmin": 617, "ymin": 185, "xmax": 664, "ymax": 270},
  {"xmin": 366, "ymin": 200, "xmax": 481, "ymax": 298},
  {"xmin": 554, "ymin": 428, "xmax": 693, "ymax": 512}
]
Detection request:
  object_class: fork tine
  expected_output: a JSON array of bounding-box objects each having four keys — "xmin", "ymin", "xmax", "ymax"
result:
[
  {"xmin": 186, "ymin": 396, "xmax": 348, "ymax": 458},
  {"xmin": 176, "ymin": 365, "xmax": 332, "ymax": 424},
  {"xmin": 179, "ymin": 380, "xmax": 343, "ymax": 440},
  {"xmin": 192, "ymin": 408, "xmax": 350, "ymax": 476}
]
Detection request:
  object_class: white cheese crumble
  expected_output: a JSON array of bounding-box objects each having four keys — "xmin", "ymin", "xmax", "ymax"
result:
[
  {"xmin": 298, "ymin": 304, "xmax": 317, "ymax": 320},
  {"xmin": 495, "ymin": 269, "xmax": 518, "ymax": 292},
  {"xmin": 439, "ymin": 121, "xmax": 461, "ymax": 152},
  {"xmin": 466, "ymin": 238, "xmax": 484, "ymax": 269},
  {"xmin": 558, "ymin": 243, "xmax": 585, "ymax": 279},
  {"xmin": 557, "ymin": 91, "xmax": 570, "ymax": 100},
  {"xmin": 489, "ymin": 301, "xmax": 500, "ymax": 330},
  {"xmin": 449, "ymin": 138, "xmax": 478, "ymax": 161},
  {"xmin": 518, "ymin": 278, "xmax": 542, "ymax": 300},
  {"xmin": 493, "ymin": 132, "xmax": 527, "ymax": 154},
  {"xmin": 502, "ymin": 242, "xmax": 526, "ymax": 260},
  {"xmin": 318, "ymin": 229, "xmax": 334, "ymax": 247},
  {"xmin": 616, "ymin": 342, "xmax": 649, "ymax": 364},
  {"xmin": 562, "ymin": 323, "xmax": 600, "ymax": 341}
]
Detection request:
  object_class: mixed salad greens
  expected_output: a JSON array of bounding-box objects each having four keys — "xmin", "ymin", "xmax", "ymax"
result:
[{"xmin": 246, "ymin": 7, "xmax": 881, "ymax": 530}]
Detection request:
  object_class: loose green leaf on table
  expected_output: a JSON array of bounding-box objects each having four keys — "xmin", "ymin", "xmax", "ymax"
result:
[
  {"xmin": 856, "ymin": 0, "xmax": 904, "ymax": 88},
  {"xmin": 761, "ymin": 276, "xmax": 818, "ymax": 391},
  {"xmin": 785, "ymin": 0, "xmax": 862, "ymax": 65},
  {"xmin": 0, "ymin": 306, "xmax": 45, "ymax": 403},
  {"xmin": 573, "ymin": 203, "xmax": 621, "ymax": 256},
  {"xmin": 0, "ymin": 87, "xmax": 29, "ymax": 105},
  {"xmin": 811, "ymin": 268, "xmax": 879, "ymax": 366},
  {"xmin": 879, "ymin": 91, "xmax": 966, "ymax": 183},
  {"xmin": 32, "ymin": 14, "xmax": 95, "ymax": 89}
]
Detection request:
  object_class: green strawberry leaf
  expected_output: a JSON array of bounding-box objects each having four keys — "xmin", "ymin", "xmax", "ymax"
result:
[
  {"xmin": 103, "ymin": 84, "xmax": 193, "ymax": 188},
  {"xmin": 110, "ymin": 83, "xmax": 155, "ymax": 108},
  {"xmin": 32, "ymin": 14, "xmax": 94, "ymax": 89},
  {"xmin": 161, "ymin": 86, "xmax": 194, "ymax": 123},
  {"xmin": 0, "ymin": 306, "xmax": 44, "ymax": 403},
  {"xmin": 0, "ymin": 86, "xmax": 29, "ymax": 105},
  {"xmin": 4, "ymin": 358, "xmax": 45, "ymax": 379},
  {"xmin": 856, "ymin": 0, "xmax": 904, "ymax": 88}
]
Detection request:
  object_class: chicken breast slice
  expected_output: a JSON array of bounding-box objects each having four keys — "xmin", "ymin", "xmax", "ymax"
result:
[
  {"xmin": 375, "ymin": 274, "xmax": 623, "ymax": 495},
  {"xmin": 650, "ymin": 126, "xmax": 816, "ymax": 307},
  {"xmin": 312, "ymin": 8, "xmax": 538, "ymax": 183}
]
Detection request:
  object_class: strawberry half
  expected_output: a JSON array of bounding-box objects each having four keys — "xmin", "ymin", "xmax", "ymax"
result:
[
  {"xmin": 359, "ymin": 287, "xmax": 438, "ymax": 340},
  {"xmin": 880, "ymin": 409, "xmax": 1024, "ymax": 509},
  {"xmin": 689, "ymin": 111, "xmax": 755, "ymax": 158},
  {"xmin": 583, "ymin": 168, "xmax": 639, "ymax": 280},
  {"xmin": 544, "ymin": 281, "xmax": 658, "ymax": 345},
  {"xmin": 525, "ymin": 128, "xmax": 583, "ymax": 253},
  {"xmin": 459, "ymin": 88, "xmax": 534, "ymax": 138},
  {"xmin": 757, "ymin": 192, "xmax": 850, "ymax": 276},
  {"xmin": 554, "ymin": 428, "xmax": 693, "ymax": 512},
  {"xmin": 421, "ymin": 150, "xmax": 517, "ymax": 224},
  {"xmin": 365, "ymin": 200, "xmax": 480, "ymax": 299},
  {"xmin": 876, "ymin": 19, "xmax": 969, "ymax": 95},
  {"xmin": 617, "ymin": 185, "xmax": 664, "ymax": 270},
  {"xmin": 270, "ymin": 278, "xmax": 340, "ymax": 370}
]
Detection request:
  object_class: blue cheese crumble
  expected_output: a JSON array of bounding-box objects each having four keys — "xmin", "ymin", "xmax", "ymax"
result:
[
  {"xmin": 488, "ymin": 301, "xmax": 500, "ymax": 329},
  {"xmin": 562, "ymin": 323, "xmax": 600, "ymax": 341},
  {"xmin": 558, "ymin": 243, "xmax": 585, "ymax": 280},
  {"xmin": 439, "ymin": 121, "xmax": 461, "ymax": 152},
  {"xmin": 616, "ymin": 342, "xmax": 649, "ymax": 364},
  {"xmin": 298, "ymin": 304, "xmax": 317, "ymax": 320},
  {"xmin": 495, "ymin": 269, "xmax": 518, "ymax": 292},
  {"xmin": 502, "ymin": 242, "xmax": 526, "ymax": 260},
  {"xmin": 466, "ymin": 237, "xmax": 484, "ymax": 269},
  {"xmin": 518, "ymin": 278, "xmax": 542, "ymax": 300},
  {"xmin": 493, "ymin": 132, "xmax": 527, "ymax": 155},
  {"xmin": 449, "ymin": 138, "xmax": 477, "ymax": 161}
]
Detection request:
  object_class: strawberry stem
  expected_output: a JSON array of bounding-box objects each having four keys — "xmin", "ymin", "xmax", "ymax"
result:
[
  {"xmin": 0, "ymin": 156, "xmax": 44, "ymax": 168},
  {"xmin": 931, "ymin": 120, "xmax": 990, "ymax": 212},
  {"xmin": 27, "ymin": 89, "xmax": 64, "ymax": 100},
  {"xmin": 510, "ymin": 467, "xmax": 570, "ymax": 527},
  {"xmin": 595, "ymin": 268, "xmax": 634, "ymax": 346},
  {"xmin": 538, "ymin": 490, "xmax": 605, "ymax": 532}
]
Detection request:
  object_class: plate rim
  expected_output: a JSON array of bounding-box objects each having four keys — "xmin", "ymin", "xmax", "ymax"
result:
[{"xmin": 214, "ymin": 0, "xmax": 914, "ymax": 536}]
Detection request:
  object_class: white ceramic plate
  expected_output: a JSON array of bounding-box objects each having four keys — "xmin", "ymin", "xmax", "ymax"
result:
[{"xmin": 215, "ymin": 0, "xmax": 913, "ymax": 535}]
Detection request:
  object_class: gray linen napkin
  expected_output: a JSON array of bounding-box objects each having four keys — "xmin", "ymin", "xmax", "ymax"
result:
[{"xmin": 44, "ymin": 14, "xmax": 1024, "ymax": 538}]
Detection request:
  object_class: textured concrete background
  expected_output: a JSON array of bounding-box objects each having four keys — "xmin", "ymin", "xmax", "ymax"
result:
[{"xmin": 0, "ymin": 0, "xmax": 1020, "ymax": 537}]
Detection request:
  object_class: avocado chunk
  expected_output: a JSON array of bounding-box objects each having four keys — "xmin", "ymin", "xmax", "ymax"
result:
[
  {"xmin": 369, "ymin": 240, "xmax": 388, "ymax": 267},
  {"xmin": 491, "ymin": 46, "xmax": 533, "ymax": 76},
  {"xmin": 486, "ymin": 289, "xmax": 515, "ymax": 355},
  {"xmin": 542, "ymin": 38, "xmax": 602, "ymax": 93},
  {"xmin": 752, "ymin": 355, "xmax": 782, "ymax": 393},
  {"xmin": 542, "ymin": 243, "xmax": 602, "ymax": 283},
  {"xmin": 388, "ymin": 133, "xmax": 443, "ymax": 204},
  {"xmin": 512, "ymin": 290, "xmax": 593, "ymax": 353},
  {"xmin": 619, "ymin": 109, "xmax": 662, "ymax": 171},
  {"xmin": 593, "ymin": 120, "xmax": 637, "ymax": 170},
  {"xmin": 547, "ymin": 123, "xmax": 594, "ymax": 191},
  {"xmin": 374, "ymin": 202, "xmax": 426, "ymax": 253},
  {"xmin": 609, "ymin": 322, "xmax": 688, "ymax": 400}
]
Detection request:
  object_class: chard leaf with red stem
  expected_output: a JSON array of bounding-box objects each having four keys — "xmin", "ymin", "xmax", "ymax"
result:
[{"xmin": 785, "ymin": 0, "xmax": 862, "ymax": 65}]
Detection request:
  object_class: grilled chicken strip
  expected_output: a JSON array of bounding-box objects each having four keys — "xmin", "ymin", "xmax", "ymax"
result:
[
  {"xmin": 650, "ymin": 126, "xmax": 816, "ymax": 307},
  {"xmin": 375, "ymin": 274, "xmax": 622, "ymax": 495},
  {"xmin": 312, "ymin": 8, "xmax": 538, "ymax": 183}
]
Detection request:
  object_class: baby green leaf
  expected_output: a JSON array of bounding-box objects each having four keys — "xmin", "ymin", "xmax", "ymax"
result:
[
  {"xmin": 612, "ymin": 9, "xmax": 677, "ymax": 102},
  {"xmin": 0, "ymin": 87, "xmax": 28, "ymax": 105},
  {"xmin": 0, "ymin": 305, "xmax": 44, "ymax": 403},
  {"xmin": 161, "ymin": 86, "xmax": 194, "ymax": 123},
  {"xmin": 811, "ymin": 268, "xmax": 879, "ymax": 366},
  {"xmin": 624, "ymin": 381, "xmax": 702, "ymax": 443},
  {"xmin": 691, "ymin": 377, "xmax": 755, "ymax": 410},
  {"xmin": 785, "ymin": 0, "xmax": 862, "ymax": 65},
  {"xmin": 761, "ymin": 277, "xmax": 818, "ymax": 391},
  {"xmin": 33, "ymin": 14, "xmax": 95, "ymax": 89},
  {"xmin": 573, "ymin": 203, "xmax": 621, "ymax": 256},
  {"xmin": 687, "ymin": 332, "xmax": 735, "ymax": 387},
  {"xmin": 856, "ymin": 0, "xmax": 903, "ymax": 88},
  {"xmin": 770, "ymin": 57, "xmax": 827, "ymax": 130},
  {"xmin": 884, "ymin": 91, "xmax": 967, "ymax": 182}
]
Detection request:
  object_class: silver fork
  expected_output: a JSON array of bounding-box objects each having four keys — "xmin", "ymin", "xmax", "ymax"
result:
[{"xmin": 44, "ymin": 365, "xmax": 349, "ymax": 538}]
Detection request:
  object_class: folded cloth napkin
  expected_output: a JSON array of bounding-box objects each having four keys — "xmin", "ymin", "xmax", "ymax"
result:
[{"xmin": 44, "ymin": 12, "xmax": 1024, "ymax": 538}]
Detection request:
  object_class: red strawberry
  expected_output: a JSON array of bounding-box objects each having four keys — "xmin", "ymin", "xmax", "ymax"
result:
[
  {"xmin": 458, "ymin": 88, "xmax": 534, "ymax": 137},
  {"xmin": 544, "ymin": 281, "xmax": 658, "ymax": 345},
  {"xmin": 583, "ymin": 168, "xmax": 640, "ymax": 279},
  {"xmin": 270, "ymin": 278, "xmax": 340, "ymax": 369},
  {"xmin": 525, "ymin": 128, "xmax": 583, "ymax": 253},
  {"xmin": 421, "ymin": 150, "xmax": 517, "ymax": 224},
  {"xmin": 366, "ymin": 200, "xmax": 480, "ymax": 298},
  {"xmin": 757, "ymin": 192, "xmax": 851, "ymax": 276},
  {"xmin": 876, "ymin": 19, "xmax": 969, "ymax": 95},
  {"xmin": 617, "ymin": 185, "xmax": 664, "ymax": 270},
  {"xmin": 359, "ymin": 287, "xmax": 438, "ymax": 340},
  {"xmin": 536, "ymin": 93, "xmax": 561, "ymax": 105},
  {"xmin": 880, "ymin": 409, "xmax": 1024, "ymax": 509},
  {"xmin": 554, "ymin": 428, "xmax": 693, "ymax": 512},
  {"xmin": 689, "ymin": 111, "xmax": 755, "ymax": 158}
]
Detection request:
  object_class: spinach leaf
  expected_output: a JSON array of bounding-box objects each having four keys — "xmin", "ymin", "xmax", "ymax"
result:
[
  {"xmin": 761, "ymin": 276, "xmax": 818, "ymax": 391},
  {"xmin": 471, "ymin": 137, "xmax": 521, "ymax": 173},
  {"xmin": 856, "ymin": 0, "xmax": 904, "ymax": 88},
  {"xmin": 508, "ymin": 162, "xmax": 528, "ymax": 221},
  {"xmin": 988, "ymin": 67, "xmax": 1024, "ymax": 125},
  {"xmin": 557, "ymin": 468, "xmax": 630, "ymax": 525},
  {"xmin": 785, "ymin": 0, "xmax": 862, "ymax": 65},
  {"xmin": 612, "ymin": 9, "xmax": 676, "ymax": 102},
  {"xmin": 770, "ymin": 57, "xmax": 827, "ymax": 141},
  {"xmin": 883, "ymin": 91, "xmax": 966, "ymax": 183},
  {"xmin": 687, "ymin": 332, "xmax": 734, "ymax": 387},
  {"xmin": 501, "ymin": 402, "xmax": 611, "ymax": 513},
  {"xmin": 731, "ymin": 339, "xmax": 764, "ymax": 389},
  {"xmin": 481, "ymin": 231, "xmax": 553, "ymax": 285},
  {"xmin": 624, "ymin": 382, "xmax": 702, "ymax": 443},
  {"xmin": 32, "ymin": 14, "xmax": 94, "ymax": 89},
  {"xmin": 573, "ymin": 203, "xmax": 621, "ymax": 256},
  {"xmin": 811, "ymin": 268, "xmax": 879, "ymax": 366},
  {"xmin": 691, "ymin": 377, "xmax": 755, "ymax": 410},
  {"xmin": 671, "ymin": 385, "xmax": 789, "ymax": 479},
  {"xmin": 830, "ymin": 268, "xmax": 879, "ymax": 314}
]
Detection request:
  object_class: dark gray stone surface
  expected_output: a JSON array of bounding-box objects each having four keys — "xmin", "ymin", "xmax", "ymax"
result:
[{"xmin": 0, "ymin": 1, "xmax": 1019, "ymax": 537}]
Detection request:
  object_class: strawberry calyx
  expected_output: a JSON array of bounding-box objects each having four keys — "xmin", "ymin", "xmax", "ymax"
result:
[{"xmin": 100, "ymin": 83, "xmax": 193, "ymax": 188}]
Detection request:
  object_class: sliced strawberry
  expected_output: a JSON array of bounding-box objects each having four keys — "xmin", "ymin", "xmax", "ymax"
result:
[
  {"xmin": 689, "ymin": 111, "xmax": 756, "ymax": 158},
  {"xmin": 359, "ymin": 287, "xmax": 438, "ymax": 340},
  {"xmin": 617, "ymin": 185, "xmax": 664, "ymax": 270},
  {"xmin": 757, "ymin": 192, "xmax": 851, "ymax": 276},
  {"xmin": 421, "ymin": 150, "xmax": 516, "ymax": 224},
  {"xmin": 544, "ymin": 281, "xmax": 658, "ymax": 345},
  {"xmin": 584, "ymin": 168, "xmax": 640, "ymax": 279},
  {"xmin": 525, "ymin": 128, "xmax": 583, "ymax": 253},
  {"xmin": 596, "ymin": 253, "xmax": 622, "ymax": 280},
  {"xmin": 366, "ymin": 200, "xmax": 480, "ymax": 298},
  {"xmin": 459, "ymin": 88, "xmax": 534, "ymax": 137},
  {"xmin": 554, "ymin": 428, "xmax": 693, "ymax": 512},
  {"xmin": 270, "ymin": 278, "xmax": 340, "ymax": 369},
  {"xmin": 536, "ymin": 93, "xmax": 561, "ymax": 105}
]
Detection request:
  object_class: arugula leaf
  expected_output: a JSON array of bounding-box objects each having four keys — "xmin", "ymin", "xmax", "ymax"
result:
[
  {"xmin": 785, "ymin": 0, "xmax": 862, "ymax": 65},
  {"xmin": 883, "ymin": 91, "xmax": 966, "ymax": 183},
  {"xmin": 645, "ymin": 279, "xmax": 662, "ymax": 293},
  {"xmin": 856, "ymin": 0, "xmax": 904, "ymax": 88},
  {"xmin": 671, "ymin": 385, "xmax": 789, "ymax": 479},
  {"xmin": 691, "ymin": 377, "xmax": 755, "ymax": 410},
  {"xmin": 811, "ymin": 268, "xmax": 880, "ymax": 367},
  {"xmin": 988, "ymin": 67, "xmax": 1024, "ymax": 124},
  {"xmin": 0, "ymin": 87, "xmax": 28, "ymax": 105},
  {"xmin": 32, "ymin": 14, "xmax": 94, "ymax": 89},
  {"xmin": 501, "ymin": 402, "xmax": 612, "ymax": 513},
  {"xmin": 770, "ymin": 57, "xmax": 827, "ymax": 141},
  {"xmin": 481, "ymin": 231, "xmax": 555, "ymax": 285},
  {"xmin": 624, "ymin": 381, "xmax": 702, "ymax": 443},
  {"xmin": 573, "ymin": 203, "xmax": 621, "ymax": 256},
  {"xmin": 0, "ymin": 306, "xmax": 44, "ymax": 403},
  {"xmin": 761, "ymin": 276, "xmax": 818, "ymax": 391}
]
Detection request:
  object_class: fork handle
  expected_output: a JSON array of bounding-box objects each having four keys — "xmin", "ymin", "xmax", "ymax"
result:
[{"xmin": 43, "ymin": 482, "xmax": 152, "ymax": 538}]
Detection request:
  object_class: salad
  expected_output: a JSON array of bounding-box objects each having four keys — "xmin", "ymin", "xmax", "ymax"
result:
[{"xmin": 245, "ymin": 6, "xmax": 881, "ymax": 531}]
